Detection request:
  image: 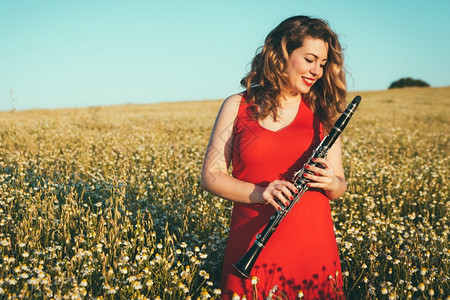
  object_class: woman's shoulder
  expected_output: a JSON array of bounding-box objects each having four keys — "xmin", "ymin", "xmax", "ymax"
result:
[
  {"xmin": 217, "ymin": 93, "xmax": 245, "ymax": 119},
  {"xmin": 224, "ymin": 93, "xmax": 245, "ymax": 107}
]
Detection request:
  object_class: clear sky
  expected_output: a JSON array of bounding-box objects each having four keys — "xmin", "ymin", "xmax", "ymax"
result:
[{"xmin": 1, "ymin": 0, "xmax": 449, "ymax": 111}]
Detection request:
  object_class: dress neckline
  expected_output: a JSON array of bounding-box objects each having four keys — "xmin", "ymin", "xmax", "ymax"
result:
[{"xmin": 257, "ymin": 99, "xmax": 302, "ymax": 133}]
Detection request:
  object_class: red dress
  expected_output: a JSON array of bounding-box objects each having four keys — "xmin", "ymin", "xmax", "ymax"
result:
[{"xmin": 220, "ymin": 95, "xmax": 344, "ymax": 299}]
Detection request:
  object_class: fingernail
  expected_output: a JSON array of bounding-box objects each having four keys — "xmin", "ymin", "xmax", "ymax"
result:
[
  {"xmin": 307, "ymin": 183, "xmax": 311, "ymax": 187},
  {"xmin": 305, "ymin": 165, "xmax": 310, "ymax": 169},
  {"xmin": 303, "ymin": 173, "xmax": 308, "ymax": 177},
  {"xmin": 290, "ymin": 196, "xmax": 294, "ymax": 200},
  {"xmin": 277, "ymin": 207, "xmax": 282, "ymax": 211}
]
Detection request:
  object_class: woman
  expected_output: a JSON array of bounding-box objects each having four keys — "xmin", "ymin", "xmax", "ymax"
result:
[{"xmin": 201, "ymin": 16, "xmax": 347, "ymax": 299}]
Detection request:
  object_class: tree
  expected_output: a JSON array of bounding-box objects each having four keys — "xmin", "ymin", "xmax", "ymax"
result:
[{"xmin": 388, "ymin": 77, "xmax": 430, "ymax": 89}]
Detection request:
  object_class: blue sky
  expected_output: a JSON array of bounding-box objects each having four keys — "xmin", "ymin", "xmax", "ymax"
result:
[{"xmin": 1, "ymin": 0, "xmax": 449, "ymax": 111}]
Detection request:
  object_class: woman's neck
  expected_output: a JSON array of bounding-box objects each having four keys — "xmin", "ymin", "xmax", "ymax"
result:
[{"xmin": 280, "ymin": 92, "xmax": 302, "ymax": 105}]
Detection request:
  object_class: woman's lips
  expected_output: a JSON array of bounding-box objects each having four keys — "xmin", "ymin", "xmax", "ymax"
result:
[{"xmin": 302, "ymin": 77, "xmax": 315, "ymax": 87}]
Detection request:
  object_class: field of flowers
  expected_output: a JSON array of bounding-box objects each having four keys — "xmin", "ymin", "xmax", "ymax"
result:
[{"xmin": 0, "ymin": 86, "xmax": 448, "ymax": 299}]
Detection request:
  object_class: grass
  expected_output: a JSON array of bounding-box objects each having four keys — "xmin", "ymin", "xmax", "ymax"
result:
[{"xmin": 0, "ymin": 86, "xmax": 448, "ymax": 299}]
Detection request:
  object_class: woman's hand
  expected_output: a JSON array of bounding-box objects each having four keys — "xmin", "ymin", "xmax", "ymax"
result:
[
  {"xmin": 303, "ymin": 158, "xmax": 345, "ymax": 193},
  {"xmin": 255, "ymin": 180, "xmax": 298, "ymax": 211}
]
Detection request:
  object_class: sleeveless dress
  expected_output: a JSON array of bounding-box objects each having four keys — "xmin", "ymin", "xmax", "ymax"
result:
[{"xmin": 219, "ymin": 95, "xmax": 344, "ymax": 300}]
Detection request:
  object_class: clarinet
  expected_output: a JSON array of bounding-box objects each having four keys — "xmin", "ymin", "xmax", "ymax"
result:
[{"xmin": 233, "ymin": 95, "xmax": 362, "ymax": 279}]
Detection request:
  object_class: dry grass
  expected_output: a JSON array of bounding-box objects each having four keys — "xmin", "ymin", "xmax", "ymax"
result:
[{"xmin": 0, "ymin": 86, "xmax": 448, "ymax": 299}]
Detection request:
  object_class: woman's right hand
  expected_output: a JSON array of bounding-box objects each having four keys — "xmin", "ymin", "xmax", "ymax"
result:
[{"xmin": 256, "ymin": 180, "xmax": 298, "ymax": 210}]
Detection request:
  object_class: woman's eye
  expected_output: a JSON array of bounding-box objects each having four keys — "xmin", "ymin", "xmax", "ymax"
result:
[
  {"xmin": 304, "ymin": 58, "xmax": 313, "ymax": 63},
  {"xmin": 320, "ymin": 64, "xmax": 326, "ymax": 68}
]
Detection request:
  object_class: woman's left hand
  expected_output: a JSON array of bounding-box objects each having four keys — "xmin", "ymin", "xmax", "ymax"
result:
[{"xmin": 303, "ymin": 157, "xmax": 340, "ymax": 192}]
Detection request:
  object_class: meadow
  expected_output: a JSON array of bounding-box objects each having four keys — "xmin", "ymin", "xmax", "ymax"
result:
[{"xmin": 0, "ymin": 86, "xmax": 448, "ymax": 299}]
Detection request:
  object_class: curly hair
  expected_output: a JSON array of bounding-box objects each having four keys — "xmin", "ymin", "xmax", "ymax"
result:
[{"xmin": 240, "ymin": 16, "xmax": 347, "ymax": 132}]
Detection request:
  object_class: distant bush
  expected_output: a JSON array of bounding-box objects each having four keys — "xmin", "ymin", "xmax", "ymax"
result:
[{"xmin": 388, "ymin": 77, "xmax": 430, "ymax": 89}]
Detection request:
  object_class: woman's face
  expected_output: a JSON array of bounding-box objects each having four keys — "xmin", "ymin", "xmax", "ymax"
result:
[{"xmin": 285, "ymin": 37, "xmax": 328, "ymax": 94}]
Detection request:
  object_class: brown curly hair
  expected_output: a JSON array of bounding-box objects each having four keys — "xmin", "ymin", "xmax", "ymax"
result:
[{"xmin": 240, "ymin": 16, "xmax": 347, "ymax": 132}]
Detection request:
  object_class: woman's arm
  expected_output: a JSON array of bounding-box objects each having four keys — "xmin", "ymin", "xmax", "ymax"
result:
[
  {"xmin": 200, "ymin": 94, "xmax": 297, "ymax": 210},
  {"xmin": 303, "ymin": 137, "xmax": 347, "ymax": 200}
]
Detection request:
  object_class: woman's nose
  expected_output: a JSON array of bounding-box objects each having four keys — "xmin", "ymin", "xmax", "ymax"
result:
[{"xmin": 310, "ymin": 63, "xmax": 321, "ymax": 77}]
